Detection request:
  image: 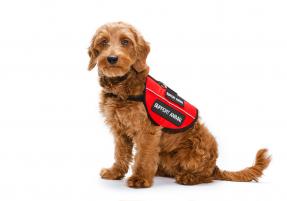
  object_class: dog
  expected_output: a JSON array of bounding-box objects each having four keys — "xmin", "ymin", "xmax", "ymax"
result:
[{"xmin": 88, "ymin": 22, "xmax": 271, "ymax": 188}]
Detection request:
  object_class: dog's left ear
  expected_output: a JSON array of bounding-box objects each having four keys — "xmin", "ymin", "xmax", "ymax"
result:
[
  {"xmin": 88, "ymin": 47, "xmax": 98, "ymax": 71},
  {"xmin": 132, "ymin": 30, "xmax": 150, "ymax": 72}
]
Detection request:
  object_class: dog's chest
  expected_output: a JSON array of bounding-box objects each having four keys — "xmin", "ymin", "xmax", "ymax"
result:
[{"xmin": 101, "ymin": 97, "xmax": 148, "ymax": 133}]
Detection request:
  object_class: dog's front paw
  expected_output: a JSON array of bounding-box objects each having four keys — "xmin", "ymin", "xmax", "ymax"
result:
[
  {"xmin": 100, "ymin": 167, "xmax": 124, "ymax": 180},
  {"xmin": 127, "ymin": 175, "xmax": 152, "ymax": 188}
]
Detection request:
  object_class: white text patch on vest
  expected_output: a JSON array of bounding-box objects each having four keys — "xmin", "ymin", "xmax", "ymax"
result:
[{"xmin": 151, "ymin": 100, "xmax": 185, "ymax": 126}]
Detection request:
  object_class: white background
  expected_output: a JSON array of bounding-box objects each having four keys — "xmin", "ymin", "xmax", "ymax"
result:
[{"xmin": 0, "ymin": 0, "xmax": 286, "ymax": 200}]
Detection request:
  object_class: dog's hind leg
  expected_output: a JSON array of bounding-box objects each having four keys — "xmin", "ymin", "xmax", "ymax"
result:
[
  {"xmin": 175, "ymin": 172, "xmax": 213, "ymax": 185},
  {"xmin": 172, "ymin": 142, "xmax": 217, "ymax": 185}
]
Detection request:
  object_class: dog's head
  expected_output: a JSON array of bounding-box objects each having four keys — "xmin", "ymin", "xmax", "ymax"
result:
[{"xmin": 88, "ymin": 22, "xmax": 150, "ymax": 77}]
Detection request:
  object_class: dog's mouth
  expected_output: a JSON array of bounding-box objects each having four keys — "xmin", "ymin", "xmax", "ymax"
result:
[
  {"xmin": 106, "ymin": 65, "xmax": 124, "ymax": 69},
  {"xmin": 99, "ymin": 64, "xmax": 131, "ymax": 78},
  {"xmin": 102, "ymin": 70, "xmax": 131, "ymax": 82}
]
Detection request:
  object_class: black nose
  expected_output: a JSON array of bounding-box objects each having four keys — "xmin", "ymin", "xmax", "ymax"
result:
[{"xmin": 107, "ymin": 55, "xmax": 118, "ymax": 64}]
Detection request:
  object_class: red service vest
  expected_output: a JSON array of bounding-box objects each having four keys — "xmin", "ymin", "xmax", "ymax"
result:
[{"xmin": 144, "ymin": 75, "xmax": 198, "ymax": 132}]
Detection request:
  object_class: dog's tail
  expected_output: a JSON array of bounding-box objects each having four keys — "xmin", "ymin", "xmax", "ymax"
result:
[{"xmin": 213, "ymin": 149, "xmax": 271, "ymax": 182}]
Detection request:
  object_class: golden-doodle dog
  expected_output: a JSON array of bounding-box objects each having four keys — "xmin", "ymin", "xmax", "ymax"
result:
[{"xmin": 88, "ymin": 22, "xmax": 271, "ymax": 188}]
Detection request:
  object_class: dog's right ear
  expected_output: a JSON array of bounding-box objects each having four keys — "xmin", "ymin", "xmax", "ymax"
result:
[{"xmin": 88, "ymin": 47, "xmax": 98, "ymax": 71}]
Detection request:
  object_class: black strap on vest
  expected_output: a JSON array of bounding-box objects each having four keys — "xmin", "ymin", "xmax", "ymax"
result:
[{"xmin": 127, "ymin": 94, "xmax": 144, "ymax": 102}]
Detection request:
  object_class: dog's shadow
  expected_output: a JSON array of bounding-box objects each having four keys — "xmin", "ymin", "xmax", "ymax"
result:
[{"xmin": 98, "ymin": 176, "xmax": 215, "ymax": 190}]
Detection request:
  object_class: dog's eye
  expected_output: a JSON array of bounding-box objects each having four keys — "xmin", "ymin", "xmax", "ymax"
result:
[
  {"xmin": 99, "ymin": 39, "xmax": 108, "ymax": 47},
  {"xmin": 121, "ymin": 39, "xmax": 129, "ymax": 46}
]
